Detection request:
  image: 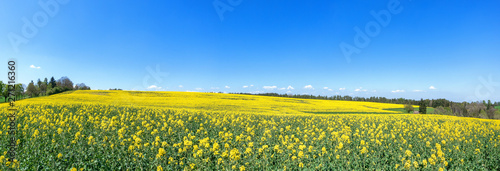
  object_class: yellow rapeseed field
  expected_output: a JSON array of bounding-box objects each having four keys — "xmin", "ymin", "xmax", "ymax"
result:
[{"xmin": 1, "ymin": 90, "xmax": 499, "ymax": 170}]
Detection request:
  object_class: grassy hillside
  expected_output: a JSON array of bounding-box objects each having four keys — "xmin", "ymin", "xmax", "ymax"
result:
[
  {"xmin": 5, "ymin": 90, "xmax": 416, "ymax": 115},
  {"xmin": 0, "ymin": 95, "xmax": 29, "ymax": 103}
]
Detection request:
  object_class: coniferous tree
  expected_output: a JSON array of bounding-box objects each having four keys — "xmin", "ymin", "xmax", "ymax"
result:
[
  {"xmin": 49, "ymin": 77, "xmax": 57, "ymax": 89},
  {"xmin": 419, "ymin": 98, "xmax": 427, "ymax": 114}
]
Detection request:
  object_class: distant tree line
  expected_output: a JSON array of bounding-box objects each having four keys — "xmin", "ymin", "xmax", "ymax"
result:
[
  {"xmin": 0, "ymin": 82, "xmax": 25, "ymax": 102},
  {"xmin": 437, "ymin": 100, "xmax": 498, "ymax": 119},
  {"xmin": 235, "ymin": 93, "xmax": 449, "ymax": 106},
  {"xmin": 233, "ymin": 93, "xmax": 499, "ymax": 119},
  {"xmin": 0, "ymin": 76, "xmax": 90, "ymax": 102}
]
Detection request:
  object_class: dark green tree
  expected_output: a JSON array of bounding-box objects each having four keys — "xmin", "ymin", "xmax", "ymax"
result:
[
  {"xmin": 49, "ymin": 77, "xmax": 57, "ymax": 89},
  {"xmin": 404, "ymin": 103, "xmax": 414, "ymax": 113},
  {"xmin": 15, "ymin": 83, "xmax": 24, "ymax": 99},
  {"xmin": 0, "ymin": 81, "xmax": 4, "ymax": 102},
  {"xmin": 419, "ymin": 98, "xmax": 427, "ymax": 114},
  {"xmin": 462, "ymin": 102, "xmax": 469, "ymax": 117},
  {"xmin": 37, "ymin": 79, "xmax": 42, "ymax": 88},
  {"xmin": 26, "ymin": 80, "xmax": 37, "ymax": 97},
  {"xmin": 1, "ymin": 84, "xmax": 9, "ymax": 102}
]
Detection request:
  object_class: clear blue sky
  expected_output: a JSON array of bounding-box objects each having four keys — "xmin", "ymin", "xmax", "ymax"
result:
[{"xmin": 1, "ymin": 0, "xmax": 499, "ymax": 102}]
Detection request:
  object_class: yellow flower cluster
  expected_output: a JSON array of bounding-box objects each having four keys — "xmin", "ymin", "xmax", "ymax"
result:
[
  {"xmin": 0, "ymin": 90, "xmax": 498, "ymax": 170},
  {"xmin": 10, "ymin": 90, "xmax": 409, "ymax": 115}
]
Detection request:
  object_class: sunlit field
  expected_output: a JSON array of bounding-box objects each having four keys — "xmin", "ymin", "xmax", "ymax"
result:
[{"xmin": 1, "ymin": 91, "xmax": 499, "ymax": 170}]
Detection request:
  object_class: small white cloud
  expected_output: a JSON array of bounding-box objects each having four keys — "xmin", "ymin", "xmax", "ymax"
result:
[
  {"xmin": 328, "ymin": 89, "xmax": 333, "ymax": 91},
  {"xmin": 304, "ymin": 85, "xmax": 314, "ymax": 89},
  {"xmin": 323, "ymin": 87, "xmax": 328, "ymax": 90},
  {"xmin": 243, "ymin": 85, "xmax": 249, "ymax": 88},
  {"xmin": 287, "ymin": 86, "xmax": 294, "ymax": 90},
  {"xmin": 225, "ymin": 86, "xmax": 230, "ymax": 89},
  {"xmin": 354, "ymin": 87, "xmax": 367, "ymax": 92},
  {"xmin": 263, "ymin": 86, "xmax": 277, "ymax": 90},
  {"xmin": 250, "ymin": 85, "xmax": 254, "ymax": 87},
  {"xmin": 429, "ymin": 86, "xmax": 436, "ymax": 90},
  {"xmin": 278, "ymin": 87, "xmax": 286, "ymax": 90},
  {"xmin": 178, "ymin": 85, "xmax": 183, "ymax": 88},
  {"xmin": 339, "ymin": 88, "xmax": 346, "ymax": 91},
  {"xmin": 391, "ymin": 90, "xmax": 405, "ymax": 93},
  {"xmin": 195, "ymin": 88, "xmax": 203, "ymax": 91},
  {"xmin": 30, "ymin": 65, "xmax": 41, "ymax": 69},
  {"xmin": 147, "ymin": 85, "xmax": 158, "ymax": 89},
  {"xmin": 147, "ymin": 85, "xmax": 162, "ymax": 90},
  {"xmin": 413, "ymin": 90, "xmax": 424, "ymax": 92}
]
